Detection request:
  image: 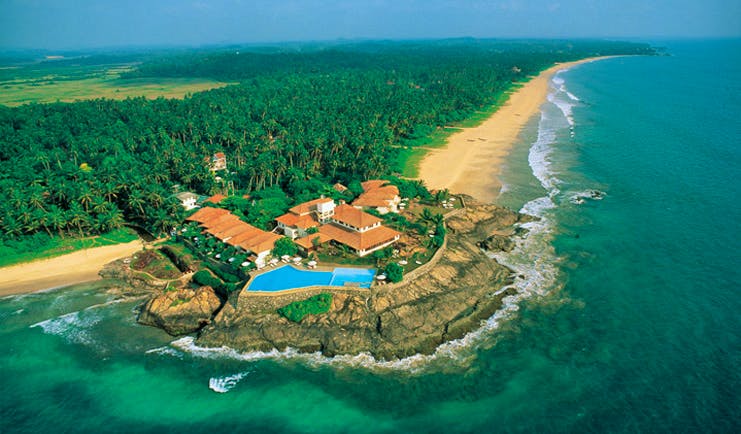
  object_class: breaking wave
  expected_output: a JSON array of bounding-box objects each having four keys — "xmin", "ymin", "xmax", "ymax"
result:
[
  {"xmin": 31, "ymin": 310, "xmax": 103, "ymax": 346},
  {"xmin": 163, "ymin": 303, "xmax": 520, "ymax": 374},
  {"xmin": 30, "ymin": 298, "xmax": 130, "ymax": 346},
  {"xmin": 209, "ymin": 372, "xmax": 251, "ymax": 393}
]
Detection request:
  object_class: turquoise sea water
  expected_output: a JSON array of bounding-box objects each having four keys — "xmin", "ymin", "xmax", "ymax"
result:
[{"xmin": 1, "ymin": 40, "xmax": 739, "ymax": 433}]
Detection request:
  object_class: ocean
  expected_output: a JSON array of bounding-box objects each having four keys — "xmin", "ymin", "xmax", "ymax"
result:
[{"xmin": 1, "ymin": 40, "xmax": 739, "ymax": 433}]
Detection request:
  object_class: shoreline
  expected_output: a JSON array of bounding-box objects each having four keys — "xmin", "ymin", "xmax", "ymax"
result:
[
  {"xmin": 0, "ymin": 240, "xmax": 144, "ymax": 297},
  {"xmin": 418, "ymin": 56, "xmax": 615, "ymax": 203}
]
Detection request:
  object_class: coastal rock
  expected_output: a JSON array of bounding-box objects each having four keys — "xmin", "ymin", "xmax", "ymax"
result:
[
  {"xmin": 137, "ymin": 286, "xmax": 222, "ymax": 335},
  {"xmin": 517, "ymin": 213, "xmax": 539, "ymax": 224},
  {"xmin": 196, "ymin": 199, "xmax": 522, "ymax": 359},
  {"xmin": 100, "ymin": 258, "xmax": 189, "ymax": 293},
  {"xmin": 478, "ymin": 234, "xmax": 515, "ymax": 253}
]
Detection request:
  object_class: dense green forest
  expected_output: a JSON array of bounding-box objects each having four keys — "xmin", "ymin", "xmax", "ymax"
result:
[{"xmin": 0, "ymin": 40, "xmax": 654, "ymax": 247}]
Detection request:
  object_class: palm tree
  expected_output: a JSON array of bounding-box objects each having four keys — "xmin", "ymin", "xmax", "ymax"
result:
[
  {"xmin": 77, "ymin": 188, "xmax": 94, "ymax": 212},
  {"xmin": 126, "ymin": 192, "xmax": 146, "ymax": 217},
  {"xmin": 102, "ymin": 182, "xmax": 120, "ymax": 202},
  {"xmin": 47, "ymin": 205, "xmax": 67, "ymax": 237},
  {"xmin": 28, "ymin": 188, "xmax": 47, "ymax": 212},
  {"xmin": 2, "ymin": 217, "xmax": 22, "ymax": 238},
  {"xmin": 101, "ymin": 206, "xmax": 125, "ymax": 231},
  {"xmin": 91, "ymin": 195, "xmax": 108, "ymax": 214},
  {"xmin": 67, "ymin": 203, "xmax": 89, "ymax": 236}
]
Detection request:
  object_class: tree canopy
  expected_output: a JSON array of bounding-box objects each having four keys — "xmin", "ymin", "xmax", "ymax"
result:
[{"xmin": 0, "ymin": 40, "xmax": 655, "ymax": 243}]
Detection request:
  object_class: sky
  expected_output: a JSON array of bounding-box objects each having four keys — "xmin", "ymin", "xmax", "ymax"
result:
[{"xmin": 1, "ymin": 0, "xmax": 739, "ymax": 50}]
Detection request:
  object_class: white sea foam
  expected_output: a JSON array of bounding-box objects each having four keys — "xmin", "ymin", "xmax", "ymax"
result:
[
  {"xmin": 547, "ymin": 93, "xmax": 575, "ymax": 127},
  {"xmin": 29, "ymin": 297, "xmax": 129, "ymax": 346},
  {"xmin": 31, "ymin": 310, "xmax": 102, "ymax": 346},
  {"xmin": 527, "ymin": 119, "xmax": 561, "ymax": 194},
  {"xmin": 145, "ymin": 346, "xmax": 184, "ymax": 359},
  {"xmin": 166, "ymin": 305, "xmax": 521, "ymax": 374},
  {"xmin": 209, "ymin": 372, "xmax": 251, "ymax": 393},
  {"xmin": 550, "ymin": 72, "xmax": 580, "ymax": 130},
  {"xmin": 479, "ymin": 79, "xmax": 574, "ymax": 337}
]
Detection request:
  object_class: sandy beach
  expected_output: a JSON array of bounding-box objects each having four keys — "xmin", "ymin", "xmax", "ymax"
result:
[
  {"xmin": 418, "ymin": 57, "xmax": 613, "ymax": 203},
  {"xmin": 0, "ymin": 240, "xmax": 143, "ymax": 296}
]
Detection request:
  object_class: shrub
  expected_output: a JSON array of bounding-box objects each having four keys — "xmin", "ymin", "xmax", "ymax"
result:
[
  {"xmin": 161, "ymin": 245, "xmax": 195, "ymax": 272},
  {"xmin": 193, "ymin": 269, "xmax": 241, "ymax": 294},
  {"xmin": 273, "ymin": 237, "xmax": 298, "ymax": 257},
  {"xmin": 206, "ymin": 263, "xmax": 241, "ymax": 283},
  {"xmin": 385, "ymin": 263, "xmax": 404, "ymax": 283},
  {"xmin": 277, "ymin": 293, "xmax": 333, "ymax": 322},
  {"xmin": 193, "ymin": 269, "xmax": 222, "ymax": 288}
]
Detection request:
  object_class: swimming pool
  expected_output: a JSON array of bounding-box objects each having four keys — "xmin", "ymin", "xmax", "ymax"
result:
[{"xmin": 247, "ymin": 265, "xmax": 375, "ymax": 292}]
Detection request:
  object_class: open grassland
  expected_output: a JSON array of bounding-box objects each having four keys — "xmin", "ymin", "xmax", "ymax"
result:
[{"xmin": 0, "ymin": 63, "xmax": 231, "ymax": 106}]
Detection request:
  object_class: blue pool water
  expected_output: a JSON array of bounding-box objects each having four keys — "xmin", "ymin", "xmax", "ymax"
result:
[
  {"xmin": 247, "ymin": 265, "xmax": 375, "ymax": 291},
  {"xmin": 329, "ymin": 267, "xmax": 376, "ymax": 287}
]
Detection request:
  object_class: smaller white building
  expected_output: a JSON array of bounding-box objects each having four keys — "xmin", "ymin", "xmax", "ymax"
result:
[
  {"xmin": 275, "ymin": 197, "xmax": 336, "ymax": 239},
  {"xmin": 175, "ymin": 192, "xmax": 199, "ymax": 210}
]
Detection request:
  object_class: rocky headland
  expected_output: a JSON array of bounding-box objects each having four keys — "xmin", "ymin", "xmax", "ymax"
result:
[
  {"xmin": 130, "ymin": 199, "xmax": 531, "ymax": 360},
  {"xmin": 138, "ymin": 286, "xmax": 222, "ymax": 335}
]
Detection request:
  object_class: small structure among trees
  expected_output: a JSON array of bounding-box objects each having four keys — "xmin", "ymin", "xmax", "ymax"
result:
[{"xmin": 208, "ymin": 152, "xmax": 227, "ymax": 172}]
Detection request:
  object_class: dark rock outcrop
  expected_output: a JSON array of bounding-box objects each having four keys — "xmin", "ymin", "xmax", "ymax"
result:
[
  {"xmin": 195, "ymin": 200, "xmax": 522, "ymax": 359},
  {"xmin": 138, "ymin": 286, "xmax": 222, "ymax": 335},
  {"xmin": 478, "ymin": 234, "xmax": 515, "ymax": 252}
]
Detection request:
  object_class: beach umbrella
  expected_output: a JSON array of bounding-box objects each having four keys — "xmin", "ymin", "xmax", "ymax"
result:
[
  {"xmin": 399, "ymin": 260, "xmax": 408, "ymax": 265},
  {"xmin": 376, "ymin": 274, "xmax": 387, "ymax": 280},
  {"xmin": 292, "ymin": 257, "xmax": 302, "ymax": 263},
  {"xmin": 307, "ymin": 260, "xmax": 317, "ymax": 266},
  {"xmin": 241, "ymin": 261, "xmax": 250, "ymax": 267}
]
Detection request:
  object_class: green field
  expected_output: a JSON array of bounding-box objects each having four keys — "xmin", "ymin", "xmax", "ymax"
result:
[{"xmin": 0, "ymin": 63, "xmax": 231, "ymax": 106}]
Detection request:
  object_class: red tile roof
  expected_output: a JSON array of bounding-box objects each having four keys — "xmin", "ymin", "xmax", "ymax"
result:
[
  {"xmin": 204, "ymin": 194, "xmax": 226, "ymax": 204},
  {"xmin": 331, "ymin": 204, "xmax": 382, "ymax": 228},
  {"xmin": 275, "ymin": 212, "xmax": 319, "ymax": 230},
  {"xmin": 353, "ymin": 181, "xmax": 400, "ymax": 208},
  {"xmin": 202, "ymin": 214, "xmax": 242, "ymax": 231},
  {"xmin": 187, "ymin": 207, "xmax": 278, "ymax": 254},
  {"xmin": 186, "ymin": 207, "xmax": 230, "ymax": 223},
  {"xmin": 294, "ymin": 232, "xmax": 334, "ymax": 250},
  {"xmin": 319, "ymin": 223, "xmax": 400, "ymax": 252},
  {"xmin": 288, "ymin": 197, "xmax": 334, "ymax": 216},
  {"xmin": 361, "ymin": 180, "xmax": 389, "ymax": 191}
]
